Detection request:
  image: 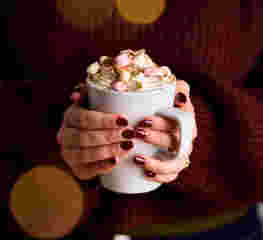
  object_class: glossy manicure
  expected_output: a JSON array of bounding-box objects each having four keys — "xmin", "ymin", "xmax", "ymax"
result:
[
  {"xmin": 175, "ymin": 92, "xmax": 187, "ymax": 103},
  {"xmin": 134, "ymin": 156, "xmax": 145, "ymax": 165},
  {"xmin": 145, "ymin": 170, "xmax": 156, "ymax": 178},
  {"xmin": 116, "ymin": 117, "xmax": 129, "ymax": 127},
  {"xmin": 122, "ymin": 129, "xmax": 135, "ymax": 139},
  {"xmin": 138, "ymin": 119, "xmax": 152, "ymax": 128},
  {"xmin": 120, "ymin": 141, "xmax": 134, "ymax": 150},
  {"xmin": 135, "ymin": 128, "xmax": 148, "ymax": 138}
]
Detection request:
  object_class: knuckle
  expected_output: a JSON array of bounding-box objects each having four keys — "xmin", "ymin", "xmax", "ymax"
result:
[
  {"xmin": 158, "ymin": 132, "xmax": 168, "ymax": 147},
  {"xmin": 76, "ymin": 149, "xmax": 87, "ymax": 163},
  {"xmin": 102, "ymin": 114, "xmax": 111, "ymax": 129},
  {"xmin": 161, "ymin": 167, "xmax": 171, "ymax": 175},
  {"xmin": 78, "ymin": 110, "xmax": 87, "ymax": 128},
  {"xmin": 111, "ymin": 144, "xmax": 120, "ymax": 156},
  {"xmin": 79, "ymin": 132, "xmax": 88, "ymax": 147},
  {"xmin": 72, "ymin": 167, "xmax": 88, "ymax": 180},
  {"xmin": 145, "ymin": 161, "xmax": 157, "ymax": 173},
  {"xmin": 72, "ymin": 163, "xmax": 97, "ymax": 180},
  {"xmin": 104, "ymin": 129, "xmax": 118, "ymax": 144},
  {"xmin": 94, "ymin": 146, "xmax": 110, "ymax": 160}
]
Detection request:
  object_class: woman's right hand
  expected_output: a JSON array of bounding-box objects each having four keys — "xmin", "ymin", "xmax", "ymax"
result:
[{"xmin": 57, "ymin": 103, "xmax": 135, "ymax": 180}]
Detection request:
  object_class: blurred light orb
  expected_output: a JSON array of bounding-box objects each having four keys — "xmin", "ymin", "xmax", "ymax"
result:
[
  {"xmin": 9, "ymin": 166, "xmax": 84, "ymax": 239},
  {"xmin": 56, "ymin": 0, "xmax": 114, "ymax": 30},
  {"xmin": 116, "ymin": 0, "xmax": 166, "ymax": 24}
]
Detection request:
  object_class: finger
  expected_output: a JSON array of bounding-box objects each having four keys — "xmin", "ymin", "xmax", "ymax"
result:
[
  {"xmin": 175, "ymin": 95, "xmax": 195, "ymax": 114},
  {"xmin": 64, "ymin": 104, "xmax": 129, "ymax": 130},
  {"xmin": 56, "ymin": 121, "xmax": 65, "ymax": 145},
  {"xmin": 174, "ymin": 80, "xmax": 190, "ymax": 108},
  {"xmin": 137, "ymin": 107, "xmax": 196, "ymax": 137},
  {"xmin": 176, "ymin": 80, "xmax": 190, "ymax": 97},
  {"xmin": 134, "ymin": 127, "xmax": 179, "ymax": 150},
  {"xmin": 66, "ymin": 156, "xmax": 120, "ymax": 181},
  {"xmin": 144, "ymin": 171, "xmax": 179, "ymax": 184},
  {"xmin": 174, "ymin": 80, "xmax": 195, "ymax": 113},
  {"xmin": 70, "ymin": 92, "xmax": 81, "ymax": 103},
  {"xmin": 63, "ymin": 127, "xmax": 135, "ymax": 148},
  {"xmin": 62, "ymin": 141, "xmax": 134, "ymax": 163},
  {"xmin": 134, "ymin": 154, "xmax": 190, "ymax": 175},
  {"xmin": 137, "ymin": 113, "xmax": 181, "ymax": 132}
]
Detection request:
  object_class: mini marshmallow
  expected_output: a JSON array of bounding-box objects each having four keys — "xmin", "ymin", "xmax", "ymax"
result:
[
  {"xmin": 87, "ymin": 62, "xmax": 100, "ymax": 74},
  {"xmin": 144, "ymin": 67, "xmax": 163, "ymax": 76},
  {"xmin": 115, "ymin": 54, "xmax": 130, "ymax": 67},
  {"xmin": 160, "ymin": 66, "xmax": 171, "ymax": 76},
  {"xmin": 111, "ymin": 80, "xmax": 128, "ymax": 91},
  {"xmin": 133, "ymin": 54, "xmax": 146, "ymax": 69},
  {"xmin": 119, "ymin": 70, "xmax": 131, "ymax": 82}
]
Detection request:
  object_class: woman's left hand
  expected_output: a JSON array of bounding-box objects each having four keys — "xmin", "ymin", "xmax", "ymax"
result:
[{"xmin": 134, "ymin": 80, "xmax": 198, "ymax": 183}]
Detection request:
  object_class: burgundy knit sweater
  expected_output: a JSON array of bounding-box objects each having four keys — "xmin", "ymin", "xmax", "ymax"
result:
[{"xmin": 6, "ymin": 0, "xmax": 263, "ymax": 236}]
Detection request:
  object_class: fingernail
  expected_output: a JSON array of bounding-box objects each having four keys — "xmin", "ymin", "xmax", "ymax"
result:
[
  {"xmin": 138, "ymin": 119, "xmax": 152, "ymax": 128},
  {"xmin": 116, "ymin": 117, "xmax": 129, "ymax": 127},
  {"xmin": 107, "ymin": 157, "xmax": 117, "ymax": 165},
  {"xmin": 70, "ymin": 92, "xmax": 81, "ymax": 102},
  {"xmin": 135, "ymin": 128, "xmax": 148, "ymax": 138},
  {"xmin": 175, "ymin": 92, "xmax": 187, "ymax": 104},
  {"xmin": 122, "ymin": 129, "xmax": 135, "ymax": 139},
  {"xmin": 193, "ymin": 137, "xmax": 198, "ymax": 146},
  {"xmin": 168, "ymin": 147, "xmax": 175, "ymax": 152},
  {"xmin": 174, "ymin": 103, "xmax": 181, "ymax": 108},
  {"xmin": 120, "ymin": 141, "xmax": 134, "ymax": 150},
  {"xmin": 145, "ymin": 170, "xmax": 156, "ymax": 178},
  {"xmin": 134, "ymin": 156, "xmax": 145, "ymax": 165}
]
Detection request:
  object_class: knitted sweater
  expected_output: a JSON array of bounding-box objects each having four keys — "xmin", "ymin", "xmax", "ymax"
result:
[{"xmin": 6, "ymin": 0, "xmax": 263, "ymax": 237}]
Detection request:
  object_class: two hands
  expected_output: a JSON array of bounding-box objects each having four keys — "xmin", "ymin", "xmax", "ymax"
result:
[{"xmin": 57, "ymin": 80, "xmax": 197, "ymax": 184}]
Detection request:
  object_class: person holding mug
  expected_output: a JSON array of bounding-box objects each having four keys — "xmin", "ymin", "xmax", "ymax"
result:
[{"xmin": 57, "ymin": 79, "xmax": 197, "ymax": 189}]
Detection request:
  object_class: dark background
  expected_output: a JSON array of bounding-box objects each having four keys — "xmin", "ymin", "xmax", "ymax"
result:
[{"xmin": 5, "ymin": 0, "xmax": 263, "ymax": 238}]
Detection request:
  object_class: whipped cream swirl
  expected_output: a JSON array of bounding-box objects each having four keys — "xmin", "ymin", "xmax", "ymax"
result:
[{"xmin": 86, "ymin": 49, "xmax": 176, "ymax": 92}]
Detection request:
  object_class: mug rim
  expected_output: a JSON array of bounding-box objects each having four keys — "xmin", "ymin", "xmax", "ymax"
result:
[{"xmin": 86, "ymin": 79, "xmax": 177, "ymax": 96}]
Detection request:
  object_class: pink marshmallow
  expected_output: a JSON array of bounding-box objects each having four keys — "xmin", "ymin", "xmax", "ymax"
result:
[
  {"xmin": 111, "ymin": 80, "xmax": 128, "ymax": 91},
  {"xmin": 144, "ymin": 67, "xmax": 163, "ymax": 76},
  {"xmin": 114, "ymin": 54, "xmax": 130, "ymax": 67}
]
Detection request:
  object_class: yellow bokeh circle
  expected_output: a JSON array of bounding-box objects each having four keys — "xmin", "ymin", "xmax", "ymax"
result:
[
  {"xmin": 115, "ymin": 0, "xmax": 166, "ymax": 24},
  {"xmin": 56, "ymin": 0, "xmax": 114, "ymax": 30},
  {"xmin": 9, "ymin": 166, "xmax": 84, "ymax": 239}
]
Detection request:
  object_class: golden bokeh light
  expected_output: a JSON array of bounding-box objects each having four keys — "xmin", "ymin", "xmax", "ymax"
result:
[
  {"xmin": 56, "ymin": 0, "xmax": 114, "ymax": 30},
  {"xmin": 9, "ymin": 166, "xmax": 84, "ymax": 239},
  {"xmin": 115, "ymin": 0, "xmax": 166, "ymax": 24}
]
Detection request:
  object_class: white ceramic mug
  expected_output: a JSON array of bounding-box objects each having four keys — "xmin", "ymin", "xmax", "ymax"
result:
[{"xmin": 86, "ymin": 81, "xmax": 195, "ymax": 194}]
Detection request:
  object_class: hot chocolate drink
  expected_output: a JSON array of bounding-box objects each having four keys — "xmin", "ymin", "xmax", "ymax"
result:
[{"xmin": 86, "ymin": 49, "xmax": 177, "ymax": 92}]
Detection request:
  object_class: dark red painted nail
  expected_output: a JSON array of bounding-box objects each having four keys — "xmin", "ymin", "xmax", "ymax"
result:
[
  {"xmin": 175, "ymin": 92, "xmax": 187, "ymax": 104},
  {"xmin": 120, "ymin": 141, "xmax": 134, "ymax": 150},
  {"xmin": 174, "ymin": 103, "xmax": 181, "ymax": 108},
  {"xmin": 107, "ymin": 157, "xmax": 116, "ymax": 165},
  {"xmin": 145, "ymin": 171, "xmax": 156, "ymax": 178},
  {"xmin": 134, "ymin": 156, "xmax": 145, "ymax": 165},
  {"xmin": 122, "ymin": 129, "xmax": 135, "ymax": 139},
  {"xmin": 135, "ymin": 128, "xmax": 148, "ymax": 138},
  {"xmin": 116, "ymin": 117, "xmax": 129, "ymax": 127},
  {"xmin": 138, "ymin": 119, "xmax": 152, "ymax": 128},
  {"xmin": 193, "ymin": 137, "xmax": 199, "ymax": 146},
  {"xmin": 168, "ymin": 147, "xmax": 175, "ymax": 152}
]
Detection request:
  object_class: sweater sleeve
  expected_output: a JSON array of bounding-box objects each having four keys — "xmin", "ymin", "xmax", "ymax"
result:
[{"xmin": 167, "ymin": 76, "xmax": 263, "ymax": 208}]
